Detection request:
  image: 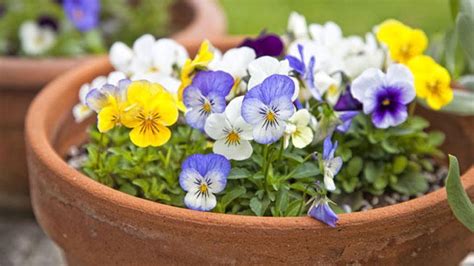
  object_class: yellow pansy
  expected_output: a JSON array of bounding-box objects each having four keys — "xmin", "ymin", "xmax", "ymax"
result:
[
  {"xmin": 376, "ymin": 19, "xmax": 428, "ymax": 64},
  {"xmin": 122, "ymin": 81, "xmax": 179, "ymax": 147},
  {"xmin": 407, "ymin": 55, "xmax": 453, "ymax": 110},
  {"xmin": 178, "ymin": 40, "xmax": 214, "ymax": 101}
]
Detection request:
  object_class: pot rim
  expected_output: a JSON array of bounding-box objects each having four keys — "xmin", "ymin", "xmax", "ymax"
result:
[{"xmin": 26, "ymin": 56, "xmax": 474, "ymax": 230}]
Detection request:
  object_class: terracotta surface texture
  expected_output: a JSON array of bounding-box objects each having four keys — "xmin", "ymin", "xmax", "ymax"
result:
[
  {"xmin": 0, "ymin": 0, "xmax": 227, "ymax": 211},
  {"xmin": 26, "ymin": 49, "xmax": 474, "ymax": 264}
]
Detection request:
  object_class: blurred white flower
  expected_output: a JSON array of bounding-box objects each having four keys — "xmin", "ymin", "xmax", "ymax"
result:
[
  {"xmin": 287, "ymin": 12, "xmax": 308, "ymax": 39},
  {"xmin": 19, "ymin": 21, "xmax": 56, "ymax": 55}
]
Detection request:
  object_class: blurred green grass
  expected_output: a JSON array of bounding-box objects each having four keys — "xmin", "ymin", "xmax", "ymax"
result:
[{"xmin": 220, "ymin": 0, "xmax": 452, "ymax": 36}]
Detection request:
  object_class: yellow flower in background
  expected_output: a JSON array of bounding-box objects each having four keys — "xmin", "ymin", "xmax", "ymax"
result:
[
  {"xmin": 178, "ymin": 40, "xmax": 214, "ymax": 101},
  {"xmin": 376, "ymin": 19, "xmax": 428, "ymax": 64},
  {"xmin": 122, "ymin": 81, "xmax": 179, "ymax": 147},
  {"xmin": 407, "ymin": 55, "xmax": 453, "ymax": 110}
]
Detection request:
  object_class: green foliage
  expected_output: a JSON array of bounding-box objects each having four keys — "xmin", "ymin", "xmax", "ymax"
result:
[
  {"xmin": 446, "ymin": 155, "xmax": 474, "ymax": 232},
  {"xmin": 0, "ymin": 0, "xmax": 171, "ymax": 56},
  {"xmin": 332, "ymin": 114, "xmax": 444, "ymax": 209}
]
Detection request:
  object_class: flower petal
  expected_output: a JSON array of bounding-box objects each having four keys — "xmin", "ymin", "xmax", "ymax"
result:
[
  {"xmin": 292, "ymin": 126, "xmax": 313, "ymax": 148},
  {"xmin": 184, "ymin": 188, "xmax": 217, "ymax": 211},
  {"xmin": 351, "ymin": 68, "xmax": 385, "ymax": 104},
  {"xmin": 253, "ymin": 120, "xmax": 286, "ymax": 144},
  {"xmin": 213, "ymin": 138, "xmax": 253, "ymax": 161},
  {"xmin": 204, "ymin": 113, "xmax": 229, "ymax": 140},
  {"xmin": 129, "ymin": 123, "xmax": 171, "ymax": 147}
]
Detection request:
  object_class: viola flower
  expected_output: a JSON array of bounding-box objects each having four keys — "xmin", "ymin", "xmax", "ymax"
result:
[
  {"xmin": 241, "ymin": 74, "xmax": 295, "ymax": 144},
  {"xmin": 314, "ymin": 72, "xmax": 342, "ymax": 105},
  {"xmin": 309, "ymin": 21, "xmax": 343, "ymax": 48},
  {"xmin": 407, "ymin": 55, "xmax": 453, "ymax": 110},
  {"xmin": 178, "ymin": 40, "xmax": 214, "ymax": 101},
  {"xmin": 63, "ymin": 0, "xmax": 100, "ymax": 32},
  {"xmin": 286, "ymin": 44, "xmax": 320, "ymax": 100},
  {"xmin": 336, "ymin": 111, "xmax": 359, "ymax": 133},
  {"xmin": 86, "ymin": 79, "xmax": 130, "ymax": 132},
  {"xmin": 308, "ymin": 196, "xmax": 339, "ymax": 227},
  {"xmin": 205, "ymin": 96, "xmax": 254, "ymax": 160},
  {"xmin": 247, "ymin": 56, "xmax": 299, "ymax": 101},
  {"xmin": 37, "ymin": 15, "xmax": 59, "ymax": 32},
  {"xmin": 333, "ymin": 86, "xmax": 362, "ymax": 112},
  {"xmin": 321, "ymin": 136, "xmax": 342, "ymax": 191},
  {"xmin": 209, "ymin": 47, "xmax": 256, "ymax": 96},
  {"xmin": 179, "ymin": 154, "xmax": 231, "ymax": 211},
  {"xmin": 351, "ymin": 64, "xmax": 416, "ymax": 129},
  {"xmin": 19, "ymin": 21, "xmax": 57, "ymax": 55},
  {"xmin": 72, "ymin": 71, "xmax": 126, "ymax": 122},
  {"xmin": 121, "ymin": 81, "xmax": 179, "ymax": 147},
  {"xmin": 240, "ymin": 33, "xmax": 284, "ymax": 57},
  {"xmin": 376, "ymin": 19, "xmax": 428, "ymax": 64},
  {"xmin": 287, "ymin": 12, "xmax": 308, "ymax": 39},
  {"xmin": 284, "ymin": 109, "xmax": 313, "ymax": 149},
  {"xmin": 183, "ymin": 71, "xmax": 233, "ymax": 131}
]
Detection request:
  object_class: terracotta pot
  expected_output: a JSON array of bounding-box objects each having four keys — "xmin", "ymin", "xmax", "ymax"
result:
[
  {"xmin": 0, "ymin": 0, "xmax": 227, "ymax": 211},
  {"xmin": 26, "ymin": 38, "xmax": 474, "ymax": 265}
]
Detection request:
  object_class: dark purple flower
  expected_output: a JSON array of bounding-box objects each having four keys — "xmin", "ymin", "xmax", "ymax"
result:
[
  {"xmin": 286, "ymin": 44, "xmax": 319, "ymax": 100},
  {"xmin": 351, "ymin": 64, "xmax": 415, "ymax": 129},
  {"xmin": 308, "ymin": 197, "xmax": 339, "ymax": 227},
  {"xmin": 63, "ymin": 0, "xmax": 100, "ymax": 32},
  {"xmin": 334, "ymin": 86, "xmax": 362, "ymax": 111},
  {"xmin": 37, "ymin": 15, "xmax": 59, "ymax": 32},
  {"xmin": 240, "ymin": 33, "xmax": 284, "ymax": 58}
]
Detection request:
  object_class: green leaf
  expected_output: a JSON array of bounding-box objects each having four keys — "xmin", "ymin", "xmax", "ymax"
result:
[
  {"xmin": 439, "ymin": 90, "xmax": 474, "ymax": 116},
  {"xmin": 291, "ymin": 162, "xmax": 320, "ymax": 179},
  {"xmin": 250, "ymin": 197, "xmax": 270, "ymax": 216},
  {"xmin": 275, "ymin": 186, "xmax": 289, "ymax": 216},
  {"xmin": 450, "ymin": 0, "xmax": 460, "ymax": 20},
  {"xmin": 219, "ymin": 186, "xmax": 246, "ymax": 211},
  {"xmin": 228, "ymin": 168, "xmax": 252, "ymax": 180},
  {"xmin": 347, "ymin": 156, "xmax": 363, "ymax": 176},
  {"xmin": 459, "ymin": 75, "xmax": 474, "ymax": 91},
  {"xmin": 457, "ymin": 0, "xmax": 474, "ymax": 71},
  {"xmin": 363, "ymin": 162, "xmax": 383, "ymax": 183},
  {"xmin": 393, "ymin": 156, "xmax": 408, "ymax": 174},
  {"xmin": 119, "ymin": 183, "xmax": 137, "ymax": 196},
  {"xmin": 446, "ymin": 155, "xmax": 474, "ymax": 232},
  {"xmin": 427, "ymin": 131, "xmax": 445, "ymax": 147},
  {"xmin": 391, "ymin": 172, "xmax": 428, "ymax": 195}
]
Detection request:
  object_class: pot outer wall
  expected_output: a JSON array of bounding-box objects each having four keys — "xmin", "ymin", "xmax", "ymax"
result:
[
  {"xmin": 26, "ymin": 52, "xmax": 474, "ymax": 264},
  {"xmin": 0, "ymin": 0, "xmax": 227, "ymax": 212}
]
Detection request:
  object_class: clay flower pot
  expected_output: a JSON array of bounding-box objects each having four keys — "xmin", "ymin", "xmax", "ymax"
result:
[
  {"xmin": 0, "ymin": 0, "xmax": 226, "ymax": 211},
  {"xmin": 26, "ymin": 40, "xmax": 474, "ymax": 265}
]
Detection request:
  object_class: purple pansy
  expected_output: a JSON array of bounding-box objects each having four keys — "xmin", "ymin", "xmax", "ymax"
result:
[
  {"xmin": 336, "ymin": 111, "xmax": 359, "ymax": 133},
  {"xmin": 241, "ymin": 74, "xmax": 295, "ymax": 144},
  {"xmin": 183, "ymin": 70, "xmax": 233, "ymax": 131},
  {"xmin": 63, "ymin": 0, "xmax": 100, "ymax": 32},
  {"xmin": 351, "ymin": 64, "xmax": 415, "ymax": 129},
  {"xmin": 308, "ymin": 197, "xmax": 339, "ymax": 227},
  {"xmin": 240, "ymin": 33, "xmax": 284, "ymax": 58},
  {"xmin": 285, "ymin": 44, "xmax": 319, "ymax": 100},
  {"xmin": 179, "ymin": 153, "xmax": 231, "ymax": 211},
  {"xmin": 334, "ymin": 86, "xmax": 362, "ymax": 111},
  {"xmin": 321, "ymin": 137, "xmax": 342, "ymax": 191}
]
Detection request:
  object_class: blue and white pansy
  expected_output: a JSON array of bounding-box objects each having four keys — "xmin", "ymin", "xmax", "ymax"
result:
[
  {"xmin": 321, "ymin": 136, "xmax": 343, "ymax": 191},
  {"xmin": 285, "ymin": 44, "xmax": 320, "ymax": 101},
  {"xmin": 183, "ymin": 70, "xmax": 233, "ymax": 130},
  {"xmin": 205, "ymin": 96, "xmax": 254, "ymax": 161},
  {"xmin": 242, "ymin": 74, "xmax": 295, "ymax": 144},
  {"xmin": 179, "ymin": 154, "xmax": 231, "ymax": 211}
]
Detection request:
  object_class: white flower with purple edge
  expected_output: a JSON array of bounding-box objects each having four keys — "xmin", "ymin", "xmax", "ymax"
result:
[
  {"xmin": 85, "ymin": 79, "xmax": 131, "ymax": 113},
  {"xmin": 205, "ymin": 96, "xmax": 254, "ymax": 161},
  {"xmin": 351, "ymin": 64, "xmax": 415, "ymax": 129},
  {"xmin": 241, "ymin": 74, "xmax": 295, "ymax": 144},
  {"xmin": 183, "ymin": 70, "xmax": 234, "ymax": 131},
  {"xmin": 179, "ymin": 154, "xmax": 231, "ymax": 211},
  {"xmin": 322, "ymin": 136, "xmax": 343, "ymax": 191},
  {"xmin": 308, "ymin": 196, "xmax": 339, "ymax": 227}
]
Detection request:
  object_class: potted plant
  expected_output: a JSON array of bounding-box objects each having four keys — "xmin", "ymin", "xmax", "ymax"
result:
[
  {"xmin": 26, "ymin": 13, "xmax": 473, "ymax": 265},
  {"xmin": 0, "ymin": 0, "xmax": 226, "ymax": 210}
]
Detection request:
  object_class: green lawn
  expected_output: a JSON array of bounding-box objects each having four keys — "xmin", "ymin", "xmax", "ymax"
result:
[{"xmin": 220, "ymin": 0, "xmax": 452, "ymax": 36}]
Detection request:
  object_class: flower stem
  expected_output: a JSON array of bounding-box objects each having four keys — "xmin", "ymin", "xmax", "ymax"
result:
[
  {"xmin": 96, "ymin": 133, "xmax": 104, "ymax": 168},
  {"xmin": 408, "ymin": 101, "xmax": 417, "ymax": 116},
  {"xmin": 297, "ymin": 184, "xmax": 311, "ymax": 216},
  {"xmin": 278, "ymin": 139, "xmax": 285, "ymax": 160},
  {"xmin": 179, "ymin": 127, "xmax": 194, "ymax": 163}
]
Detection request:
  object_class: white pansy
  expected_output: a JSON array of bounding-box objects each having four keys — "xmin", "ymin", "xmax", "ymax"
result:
[
  {"xmin": 309, "ymin": 21, "xmax": 343, "ymax": 48},
  {"xmin": 204, "ymin": 96, "xmax": 254, "ymax": 161},
  {"xmin": 283, "ymin": 109, "xmax": 314, "ymax": 149},
  {"xmin": 314, "ymin": 72, "xmax": 342, "ymax": 105},
  {"xmin": 247, "ymin": 56, "xmax": 300, "ymax": 100},
  {"xmin": 209, "ymin": 47, "xmax": 256, "ymax": 96},
  {"xmin": 287, "ymin": 12, "xmax": 308, "ymax": 39},
  {"xmin": 19, "ymin": 21, "xmax": 56, "ymax": 56},
  {"xmin": 72, "ymin": 71, "xmax": 126, "ymax": 122}
]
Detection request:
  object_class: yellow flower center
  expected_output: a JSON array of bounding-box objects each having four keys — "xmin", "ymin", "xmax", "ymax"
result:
[
  {"xmin": 382, "ymin": 99, "xmax": 391, "ymax": 106},
  {"xmin": 202, "ymin": 102, "xmax": 212, "ymax": 113},
  {"xmin": 426, "ymin": 80, "xmax": 441, "ymax": 96},
  {"xmin": 138, "ymin": 112, "xmax": 160, "ymax": 134},
  {"xmin": 148, "ymin": 66, "xmax": 159, "ymax": 73},
  {"xmin": 328, "ymin": 85, "xmax": 338, "ymax": 96},
  {"xmin": 266, "ymin": 111, "xmax": 276, "ymax": 122},
  {"xmin": 225, "ymin": 131, "xmax": 241, "ymax": 145},
  {"xmin": 199, "ymin": 183, "xmax": 208, "ymax": 193}
]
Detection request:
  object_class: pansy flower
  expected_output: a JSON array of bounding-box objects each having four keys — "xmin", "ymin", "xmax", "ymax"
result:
[
  {"xmin": 63, "ymin": 0, "xmax": 100, "ymax": 32},
  {"xmin": 240, "ymin": 33, "xmax": 284, "ymax": 58},
  {"xmin": 407, "ymin": 55, "xmax": 453, "ymax": 110},
  {"xmin": 351, "ymin": 64, "xmax": 415, "ymax": 128},
  {"xmin": 335, "ymin": 111, "xmax": 359, "ymax": 133},
  {"xmin": 86, "ymin": 78, "xmax": 130, "ymax": 132},
  {"xmin": 308, "ymin": 196, "xmax": 339, "ymax": 227},
  {"xmin": 178, "ymin": 40, "xmax": 214, "ymax": 101},
  {"xmin": 179, "ymin": 154, "xmax": 231, "ymax": 211},
  {"xmin": 321, "ymin": 136, "xmax": 342, "ymax": 191},
  {"xmin": 376, "ymin": 19, "xmax": 428, "ymax": 64},
  {"xmin": 121, "ymin": 81, "xmax": 179, "ymax": 147},
  {"xmin": 287, "ymin": 12, "xmax": 308, "ymax": 39},
  {"xmin": 183, "ymin": 70, "xmax": 233, "ymax": 130},
  {"xmin": 286, "ymin": 44, "xmax": 320, "ymax": 100},
  {"xmin": 205, "ymin": 96, "xmax": 254, "ymax": 161},
  {"xmin": 19, "ymin": 21, "xmax": 57, "ymax": 55},
  {"xmin": 242, "ymin": 74, "xmax": 295, "ymax": 144},
  {"xmin": 284, "ymin": 109, "xmax": 313, "ymax": 149}
]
